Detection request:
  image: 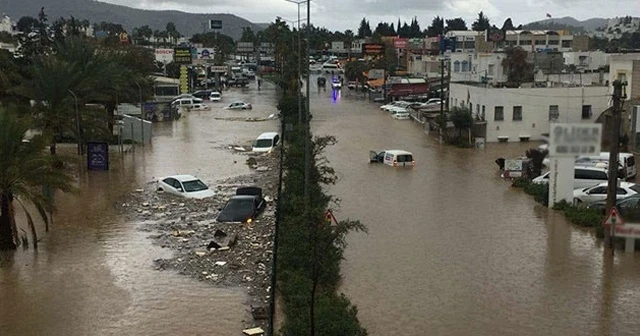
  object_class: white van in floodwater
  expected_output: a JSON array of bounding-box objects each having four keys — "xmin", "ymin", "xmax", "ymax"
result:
[
  {"xmin": 369, "ymin": 150, "xmax": 415, "ymax": 167},
  {"xmin": 252, "ymin": 132, "xmax": 280, "ymax": 153}
]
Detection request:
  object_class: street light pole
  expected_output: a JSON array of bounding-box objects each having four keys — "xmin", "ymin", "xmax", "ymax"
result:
[
  {"xmin": 68, "ymin": 89, "xmax": 82, "ymax": 155},
  {"xmin": 134, "ymin": 81, "xmax": 144, "ymax": 146},
  {"xmin": 285, "ymin": 0, "xmax": 305, "ymax": 126}
]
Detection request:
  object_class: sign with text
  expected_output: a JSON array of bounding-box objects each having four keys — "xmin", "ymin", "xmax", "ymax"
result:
[
  {"xmin": 362, "ymin": 43, "xmax": 384, "ymax": 55},
  {"xmin": 210, "ymin": 20, "xmax": 222, "ymax": 29},
  {"xmin": 87, "ymin": 142, "xmax": 109, "ymax": 171},
  {"xmin": 548, "ymin": 123, "xmax": 602, "ymax": 157},
  {"xmin": 393, "ymin": 38, "xmax": 408, "ymax": 49},
  {"xmin": 173, "ymin": 47, "xmax": 193, "ymax": 65},
  {"xmin": 237, "ymin": 42, "xmax": 255, "ymax": 53},
  {"xmin": 613, "ymin": 224, "xmax": 640, "ymax": 238},
  {"xmin": 155, "ymin": 48, "xmax": 174, "ymax": 63},
  {"xmin": 209, "ymin": 66, "xmax": 228, "ymax": 73}
]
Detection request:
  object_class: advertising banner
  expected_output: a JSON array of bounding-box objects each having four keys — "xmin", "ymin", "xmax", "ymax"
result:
[
  {"xmin": 174, "ymin": 47, "xmax": 193, "ymax": 65},
  {"xmin": 237, "ymin": 42, "xmax": 255, "ymax": 53},
  {"xmin": 197, "ymin": 48, "xmax": 216, "ymax": 60},
  {"xmin": 155, "ymin": 48, "xmax": 174, "ymax": 63},
  {"xmin": 548, "ymin": 123, "xmax": 602, "ymax": 157},
  {"xmin": 87, "ymin": 142, "xmax": 109, "ymax": 171}
]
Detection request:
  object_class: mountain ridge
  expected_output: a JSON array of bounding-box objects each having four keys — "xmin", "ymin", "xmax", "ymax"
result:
[{"xmin": 0, "ymin": 0, "xmax": 262, "ymax": 40}]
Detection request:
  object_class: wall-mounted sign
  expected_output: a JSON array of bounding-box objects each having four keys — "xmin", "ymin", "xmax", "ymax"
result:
[
  {"xmin": 548, "ymin": 123, "xmax": 602, "ymax": 157},
  {"xmin": 362, "ymin": 43, "xmax": 384, "ymax": 55},
  {"xmin": 237, "ymin": 42, "xmax": 255, "ymax": 53},
  {"xmin": 197, "ymin": 48, "xmax": 215, "ymax": 60},
  {"xmin": 393, "ymin": 38, "xmax": 408, "ymax": 49},
  {"xmin": 174, "ymin": 47, "xmax": 193, "ymax": 65}
]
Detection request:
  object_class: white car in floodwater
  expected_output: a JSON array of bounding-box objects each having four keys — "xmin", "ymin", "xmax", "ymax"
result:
[{"xmin": 157, "ymin": 175, "xmax": 215, "ymax": 199}]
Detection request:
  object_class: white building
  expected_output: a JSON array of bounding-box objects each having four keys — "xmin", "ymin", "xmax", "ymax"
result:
[
  {"xmin": 449, "ymin": 52, "xmax": 507, "ymax": 84},
  {"xmin": 450, "ymin": 83, "xmax": 610, "ymax": 142},
  {"xmin": 608, "ymin": 53, "xmax": 640, "ymax": 102},
  {"xmin": 408, "ymin": 54, "xmax": 442, "ymax": 78},
  {"xmin": 0, "ymin": 14, "xmax": 15, "ymax": 34},
  {"xmin": 563, "ymin": 51, "xmax": 609, "ymax": 71}
]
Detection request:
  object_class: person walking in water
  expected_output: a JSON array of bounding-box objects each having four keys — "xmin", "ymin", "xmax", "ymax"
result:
[{"xmin": 257, "ymin": 78, "xmax": 262, "ymax": 91}]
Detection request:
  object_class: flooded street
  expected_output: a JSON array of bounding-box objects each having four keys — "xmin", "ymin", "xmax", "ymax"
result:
[
  {"xmin": 309, "ymin": 75, "xmax": 640, "ymax": 335},
  {"xmin": 0, "ymin": 81, "xmax": 279, "ymax": 335}
]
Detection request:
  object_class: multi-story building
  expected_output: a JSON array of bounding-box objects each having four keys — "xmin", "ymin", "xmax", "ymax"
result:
[
  {"xmin": 449, "ymin": 82, "xmax": 610, "ymax": 142},
  {"xmin": 563, "ymin": 51, "xmax": 609, "ymax": 71},
  {"xmin": 444, "ymin": 30, "xmax": 481, "ymax": 53}
]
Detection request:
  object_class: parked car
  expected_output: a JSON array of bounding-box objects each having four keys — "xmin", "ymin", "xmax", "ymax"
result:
[
  {"xmin": 532, "ymin": 166, "xmax": 618, "ymax": 190},
  {"xmin": 224, "ymin": 101, "xmax": 252, "ymax": 110},
  {"xmin": 391, "ymin": 110, "xmax": 410, "ymax": 120},
  {"xmin": 216, "ymin": 187, "xmax": 267, "ymax": 223},
  {"xmin": 424, "ymin": 98, "xmax": 442, "ymax": 106},
  {"xmin": 387, "ymin": 102, "xmax": 412, "ymax": 113},
  {"xmin": 172, "ymin": 94, "xmax": 197, "ymax": 101},
  {"xmin": 191, "ymin": 103, "xmax": 210, "ymax": 111},
  {"xmin": 573, "ymin": 181, "xmax": 640, "ymax": 205},
  {"xmin": 209, "ymin": 91, "xmax": 222, "ymax": 102},
  {"xmin": 157, "ymin": 175, "xmax": 215, "ymax": 199},
  {"xmin": 369, "ymin": 150, "xmax": 415, "ymax": 167},
  {"xmin": 380, "ymin": 101, "xmax": 407, "ymax": 111},
  {"xmin": 347, "ymin": 81, "xmax": 356, "ymax": 89}
]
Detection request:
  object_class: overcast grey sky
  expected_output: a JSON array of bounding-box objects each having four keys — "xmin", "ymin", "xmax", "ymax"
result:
[{"xmin": 99, "ymin": 0, "xmax": 640, "ymax": 32}]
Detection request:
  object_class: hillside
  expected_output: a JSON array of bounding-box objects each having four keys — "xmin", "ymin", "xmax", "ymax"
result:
[
  {"xmin": 524, "ymin": 16, "xmax": 607, "ymax": 32},
  {"xmin": 0, "ymin": 0, "xmax": 263, "ymax": 40}
]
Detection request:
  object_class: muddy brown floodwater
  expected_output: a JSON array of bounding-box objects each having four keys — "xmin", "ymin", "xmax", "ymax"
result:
[
  {"xmin": 0, "ymin": 81, "xmax": 280, "ymax": 335},
  {"xmin": 308, "ymin": 74, "xmax": 640, "ymax": 336}
]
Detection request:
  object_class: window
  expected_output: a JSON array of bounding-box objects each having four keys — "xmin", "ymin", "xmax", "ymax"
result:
[
  {"xmin": 548, "ymin": 40, "xmax": 560, "ymax": 45},
  {"xmin": 535, "ymin": 40, "xmax": 546, "ymax": 45},
  {"xmin": 476, "ymin": 104, "xmax": 480, "ymax": 114},
  {"xmin": 581, "ymin": 105, "xmax": 592, "ymax": 119},
  {"xmin": 453, "ymin": 61, "xmax": 460, "ymax": 72},
  {"xmin": 519, "ymin": 40, "xmax": 532, "ymax": 45},
  {"xmin": 561, "ymin": 40, "xmax": 572, "ymax": 48},
  {"xmin": 575, "ymin": 169, "xmax": 607, "ymax": 180},
  {"xmin": 461, "ymin": 60, "xmax": 469, "ymax": 72},
  {"xmin": 513, "ymin": 106, "xmax": 523, "ymax": 121},
  {"xmin": 488, "ymin": 64, "xmax": 495, "ymax": 76},
  {"xmin": 548, "ymin": 105, "xmax": 559, "ymax": 120},
  {"xmin": 481, "ymin": 105, "xmax": 486, "ymax": 120},
  {"xmin": 494, "ymin": 106, "xmax": 504, "ymax": 121},
  {"xmin": 616, "ymin": 188, "xmax": 628, "ymax": 195},
  {"xmin": 588, "ymin": 186, "xmax": 607, "ymax": 194},
  {"xmin": 618, "ymin": 73, "xmax": 627, "ymax": 83}
]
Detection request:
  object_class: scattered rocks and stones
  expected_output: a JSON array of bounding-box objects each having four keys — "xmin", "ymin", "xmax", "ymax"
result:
[{"xmin": 115, "ymin": 149, "xmax": 278, "ymax": 331}]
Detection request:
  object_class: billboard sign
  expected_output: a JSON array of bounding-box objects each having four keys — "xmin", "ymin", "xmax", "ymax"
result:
[
  {"xmin": 210, "ymin": 20, "xmax": 222, "ymax": 29},
  {"xmin": 548, "ymin": 123, "xmax": 602, "ymax": 157},
  {"xmin": 87, "ymin": 142, "xmax": 109, "ymax": 171},
  {"xmin": 173, "ymin": 47, "xmax": 193, "ymax": 65},
  {"xmin": 362, "ymin": 43, "xmax": 384, "ymax": 55},
  {"xmin": 210, "ymin": 66, "xmax": 228, "ymax": 73},
  {"xmin": 393, "ymin": 38, "xmax": 408, "ymax": 49},
  {"xmin": 155, "ymin": 48, "xmax": 174, "ymax": 63},
  {"xmin": 197, "ymin": 48, "xmax": 215, "ymax": 60}
]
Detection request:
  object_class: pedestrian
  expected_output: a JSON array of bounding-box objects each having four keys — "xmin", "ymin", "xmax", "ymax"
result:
[{"xmin": 258, "ymin": 78, "xmax": 262, "ymax": 91}]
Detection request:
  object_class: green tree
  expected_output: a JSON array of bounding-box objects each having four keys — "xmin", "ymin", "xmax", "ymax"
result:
[
  {"xmin": 472, "ymin": 11, "xmax": 491, "ymax": 32},
  {"xmin": 445, "ymin": 18, "xmax": 468, "ymax": 32},
  {"xmin": 16, "ymin": 16, "xmax": 39, "ymax": 33},
  {"xmin": 357, "ymin": 18, "xmax": 372, "ymax": 38},
  {"xmin": 502, "ymin": 47, "xmax": 534, "ymax": 87},
  {"xmin": 240, "ymin": 26, "xmax": 257, "ymax": 42},
  {"xmin": 166, "ymin": 22, "xmax": 180, "ymax": 44},
  {"xmin": 344, "ymin": 60, "xmax": 368, "ymax": 83},
  {"xmin": 449, "ymin": 103, "xmax": 473, "ymax": 141},
  {"xmin": 0, "ymin": 106, "xmax": 75, "ymax": 250},
  {"xmin": 426, "ymin": 16, "xmax": 444, "ymax": 36}
]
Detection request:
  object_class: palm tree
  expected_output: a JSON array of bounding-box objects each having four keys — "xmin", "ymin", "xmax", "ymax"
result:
[{"xmin": 0, "ymin": 106, "xmax": 75, "ymax": 250}]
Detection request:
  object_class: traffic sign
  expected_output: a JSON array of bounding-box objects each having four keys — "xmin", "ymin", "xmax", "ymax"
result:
[
  {"xmin": 324, "ymin": 209, "xmax": 337, "ymax": 226},
  {"xmin": 602, "ymin": 207, "xmax": 624, "ymax": 227}
]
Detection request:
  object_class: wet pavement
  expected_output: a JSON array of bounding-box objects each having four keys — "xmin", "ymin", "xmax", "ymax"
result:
[
  {"xmin": 0, "ymin": 80, "xmax": 279, "ymax": 335},
  {"xmin": 308, "ymin": 74, "xmax": 640, "ymax": 336}
]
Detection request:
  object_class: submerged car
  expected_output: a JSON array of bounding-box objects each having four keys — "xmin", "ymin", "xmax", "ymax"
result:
[
  {"xmin": 209, "ymin": 91, "xmax": 222, "ymax": 102},
  {"xmin": 157, "ymin": 175, "xmax": 215, "ymax": 199},
  {"xmin": 190, "ymin": 103, "xmax": 210, "ymax": 111},
  {"xmin": 216, "ymin": 187, "xmax": 267, "ymax": 223},
  {"xmin": 224, "ymin": 101, "xmax": 252, "ymax": 110},
  {"xmin": 369, "ymin": 150, "xmax": 415, "ymax": 167}
]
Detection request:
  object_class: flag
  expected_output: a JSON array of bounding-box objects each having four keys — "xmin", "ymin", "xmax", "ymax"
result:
[{"xmin": 546, "ymin": 13, "xmax": 552, "ymax": 18}]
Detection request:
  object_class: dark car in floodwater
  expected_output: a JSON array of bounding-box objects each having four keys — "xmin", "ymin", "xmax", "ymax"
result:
[
  {"xmin": 216, "ymin": 187, "xmax": 266, "ymax": 223},
  {"xmin": 317, "ymin": 76, "xmax": 326, "ymax": 86},
  {"xmin": 586, "ymin": 195, "xmax": 640, "ymax": 220}
]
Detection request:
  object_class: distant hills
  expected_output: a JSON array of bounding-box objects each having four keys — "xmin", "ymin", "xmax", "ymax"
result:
[
  {"xmin": 523, "ymin": 16, "xmax": 608, "ymax": 32},
  {"xmin": 0, "ymin": 0, "xmax": 264, "ymax": 40}
]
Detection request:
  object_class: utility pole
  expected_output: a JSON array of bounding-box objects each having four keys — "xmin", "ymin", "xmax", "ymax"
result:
[
  {"xmin": 605, "ymin": 80, "xmax": 626, "ymax": 251},
  {"xmin": 304, "ymin": 2, "xmax": 315, "ymax": 336}
]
